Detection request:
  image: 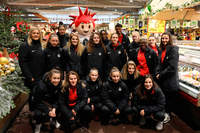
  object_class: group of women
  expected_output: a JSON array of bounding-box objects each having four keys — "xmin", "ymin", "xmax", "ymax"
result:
[{"xmin": 18, "ymin": 24, "xmax": 179, "ymax": 133}]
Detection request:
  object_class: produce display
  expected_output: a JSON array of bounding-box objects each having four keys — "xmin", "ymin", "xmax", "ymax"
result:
[{"xmin": 179, "ymin": 65, "xmax": 200, "ymax": 90}]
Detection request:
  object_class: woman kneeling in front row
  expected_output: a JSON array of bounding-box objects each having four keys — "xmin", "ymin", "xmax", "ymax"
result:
[
  {"xmin": 133, "ymin": 74, "xmax": 166, "ymax": 131},
  {"xmin": 101, "ymin": 67, "xmax": 132, "ymax": 125},
  {"xmin": 58, "ymin": 71, "xmax": 90, "ymax": 133},
  {"xmin": 33, "ymin": 69, "xmax": 62, "ymax": 133}
]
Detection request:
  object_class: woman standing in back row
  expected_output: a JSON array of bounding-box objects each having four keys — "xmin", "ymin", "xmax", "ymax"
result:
[
  {"xmin": 156, "ymin": 32, "xmax": 179, "ymax": 123},
  {"xmin": 81, "ymin": 32, "xmax": 106, "ymax": 79},
  {"xmin": 19, "ymin": 27, "xmax": 46, "ymax": 111},
  {"xmin": 64, "ymin": 33, "xmax": 85, "ymax": 78}
]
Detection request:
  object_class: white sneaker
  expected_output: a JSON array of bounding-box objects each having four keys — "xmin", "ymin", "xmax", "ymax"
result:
[
  {"xmin": 156, "ymin": 121, "xmax": 164, "ymax": 131},
  {"xmin": 163, "ymin": 113, "xmax": 170, "ymax": 123},
  {"xmin": 34, "ymin": 124, "xmax": 41, "ymax": 133},
  {"xmin": 55, "ymin": 120, "xmax": 61, "ymax": 128}
]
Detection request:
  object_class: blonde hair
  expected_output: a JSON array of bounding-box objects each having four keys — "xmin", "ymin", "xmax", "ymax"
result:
[
  {"xmin": 61, "ymin": 71, "xmax": 80, "ymax": 93},
  {"xmin": 89, "ymin": 68, "xmax": 99, "ymax": 74},
  {"xmin": 121, "ymin": 60, "xmax": 140, "ymax": 80},
  {"xmin": 109, "ymin": 67, "xmax": 121, "ymax": 78},
  {"xmin": 27, "ymin": 27, "xmax": 46, "ymax": 49},
  {"xmin": 65, "ymin": 33, "xmax": 85, "ymax": 56}
]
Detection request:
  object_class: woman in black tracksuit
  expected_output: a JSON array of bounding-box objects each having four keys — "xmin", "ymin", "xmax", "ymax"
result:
[
  {"xmin": 18, "ymin": 27, "xmax": 45, "ymax": 111},
  {"xmin": 19, "ymin": 27, "xmax": 45, "ymax": 88},
  {"xmin": 133, "ymin": 74, "xmax": 166, "ymax": 131},
  {"xmin": 156, "ymin": 32, "xmax": 179, "ymax": 123},
  {"xmin": 44, "ymin": 33, "xmax": 65, "ymax": 73},
  {"xmin": 81, "ymin": 32, "xmax": 106, "ymax": 79},
  {"xmin": 83, "ymin": 68, "xmax": 103, "ymax": 122},
  {"xmin": 32, "ymin": 69, "xmax": 62, "ymax": 133},
  {"xmin": 105, "ymin": 33, "xmax": 127, "ymax": 77},
  {"xmin": 58, "ymin": 71, "xmax": 90, "ymax": 133},
  {"xmin": 64, "ymin": 33, "xmax": 85, "ymax": 78},
  {"xmin": 100, "ymin": 30, "xmax": 110, "ymax": 46},
  {"xmin": 121, "ymin": 60, "xmax": 143, "ymax": 100},
  {"xmin": 101, "ymin": 67, "xmax": 131, "ymax": 125},
  {"xmin": 57, "ymin": 24, "xmax": 69, "ymax": 48}
]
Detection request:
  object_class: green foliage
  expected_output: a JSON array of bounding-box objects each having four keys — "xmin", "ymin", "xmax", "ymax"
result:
[
  {"xmin": 0, "ymin": 60, "xmax": 29, "ymax": 119},
  {"xmin": 0, "ymin": 6, "xmax": 28, "ymax": 54},
  {"xmin": 0, "ymin": 87, "xmax": 16, "ymax": 119}
]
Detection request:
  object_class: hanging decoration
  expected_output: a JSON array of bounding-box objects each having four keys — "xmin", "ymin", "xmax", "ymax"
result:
[
  {"xmin": 16, "ymin": 21, "xmax": 30, "ymax": 32},
  {"xmin": 147, "ymin": 4, "xmax": 152, "ymax": 13},
  {"xmin": 5, "ymin": 6, "xmax": 11, "ymax": 16}
]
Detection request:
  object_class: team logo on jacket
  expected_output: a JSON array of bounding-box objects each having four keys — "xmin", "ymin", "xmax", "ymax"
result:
[
  {"xmin": 98, "ymin": 52, "xmax": 102, "ymax": 56},
  {"xmin": 166, "ymin": 56, "xmax": 168, "ymax": 59},
  {"xmin": 118, "ymin": 87, "xmax": 122, "ymax": 91},
  {"xmin": 57, "ymin": 54, "xmax": 61, "ymax": 58},
  {"xmin": 47, "ymin": 54, "xmax": 51, "ymax": 57},
  {"xmin": 118, "ymin": 51, "xmax": 121, "ymax": 54},
  {"xmin": 149, "ymin": 55, "xmax": 151, "ymax": 58}
]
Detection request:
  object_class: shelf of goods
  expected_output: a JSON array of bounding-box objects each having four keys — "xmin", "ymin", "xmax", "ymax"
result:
[{"xmin": 178, "ymin": 41, "xmax": 200, "ymax": 107}]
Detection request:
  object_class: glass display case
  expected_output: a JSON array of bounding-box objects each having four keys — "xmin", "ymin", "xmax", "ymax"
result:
[{"xmin": 176, "ymin": 40, "xmax": 200, "ymax": 107}]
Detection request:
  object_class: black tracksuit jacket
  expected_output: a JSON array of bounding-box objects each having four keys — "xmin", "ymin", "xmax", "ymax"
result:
[
  {"xmin": 84, "ymin": 77, "xmax": 103, "ymax": 105},
  {"xmin": 44, "ymin": 45, "xmax": 65, "ymax": 72},
  {"xmin": 127, "ymin": 41, "xmax": 140, "ymax": 61},
  {"xmin": 81, "ymin": 44, "xmax": 106, "ymax": 78},
  {"xmin": 58, "ymin": 83, "xmax": 88, "ymax": 119},
  {"xmin": 32, "ymin": 79, "xmax": 61, "ymax": 114},
  {"xmin": 157, "ymin": 45, "xmax": 179, "ymax": 92},
  {"xmin": 18, "ymin": 40, "xmax": 45, "ymax": 84},
  {"xmin": 57, "ymin": 33, "xmax": 69, "ymax": 48},
  {"xmin": 105, "ymin": 43, "xmax": 127, "ymax": 75},
  {"xmin": 133, "ymin": 87, "xmax": 166, "ymax": 115},
  {"xmin": 101, "ymin": 79, "xmax": 129, "ymax": 113},
  {"xmin": 64, "ymin": 45, "xmax": 84, "ymax": 76}
]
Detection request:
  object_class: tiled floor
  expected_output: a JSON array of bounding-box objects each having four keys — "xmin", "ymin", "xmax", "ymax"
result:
[{"xmin": 6, "ymin": 104, "xmax": 196, "ymax": 133}]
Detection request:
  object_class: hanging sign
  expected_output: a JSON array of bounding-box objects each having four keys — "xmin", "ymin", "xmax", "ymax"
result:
[{"xmin": 147, "ymin": 19, "xmax": 166, "ymax": 33}]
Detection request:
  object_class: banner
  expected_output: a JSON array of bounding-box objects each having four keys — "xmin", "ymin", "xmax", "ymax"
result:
[{"xmin": 147, "ymin": 19, "xmax": 166, "ymax": 33}]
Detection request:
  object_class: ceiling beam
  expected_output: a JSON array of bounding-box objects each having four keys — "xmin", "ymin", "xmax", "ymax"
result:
[
  {"xmin": 25, "ymin": 0, "xmax": 67, "ymax": 4},
  {"xmin": 32, "ymin": 12, "xmax": 49, "ymax": 22},
  {"xmin": 7, "ymin": 2, "xmax": 142, "ymax": 8}
]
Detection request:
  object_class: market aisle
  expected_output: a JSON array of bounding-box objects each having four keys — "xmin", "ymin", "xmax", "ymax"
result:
[{"xmin": 6, "ymin": 103, "xmax": 196, "ymax": 133}]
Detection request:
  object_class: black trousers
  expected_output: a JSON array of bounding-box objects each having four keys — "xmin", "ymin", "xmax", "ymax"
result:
[
  {"xmin": 101, "ymin": 105, "xmax": 132, "ymax": 122},
  {"xmin": 138, "ymin": 109, "xmax": 165, "ymax": 122},
  {"xmin": 163, "ymin": 90, "xmax": 178, "ymax": 114},
  {"xmin": 60, "ymin": 105, "xmax": 91, "ymax": 132},
  {"xmin": 33, "ymin": 109, "xmax": 59, "ymax": 124}
]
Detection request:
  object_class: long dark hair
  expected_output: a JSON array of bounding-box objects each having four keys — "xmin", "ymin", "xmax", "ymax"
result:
[
  {"xmin": 87, "ymin": 32, "xmax": 106, "ymax": 53},
  {"xmin": 136, "ymin": 74, "xmax": 159, "ymax": 99},
  {"xmin": 100, "ymin": 30, "xmax": 108, "ymax": 40},
  {"xmin": 160, "ymin": 32, "xmax": 173, "ymax": 50}
]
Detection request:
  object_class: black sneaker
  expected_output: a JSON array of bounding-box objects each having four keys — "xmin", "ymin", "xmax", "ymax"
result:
[{"xmin": 139, "ymin": 117, "xmax": 146, "ymax": 126}]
